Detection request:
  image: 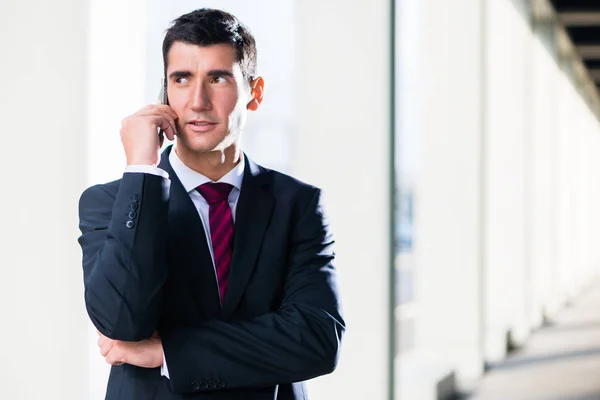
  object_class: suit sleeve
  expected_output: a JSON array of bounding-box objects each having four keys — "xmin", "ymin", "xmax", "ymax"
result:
[
  {"xmin": 161, "ymin": 187, "xmax": 345, "ymax": 394},
  {"xmin": 77, "ymin": 172, "xmax": 171, "ymax": 341}
]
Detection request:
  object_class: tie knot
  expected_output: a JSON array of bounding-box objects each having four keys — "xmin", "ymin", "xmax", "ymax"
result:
[{"xmin": 197, "ymin": 182, "xmax": 233, "ymax": 204}]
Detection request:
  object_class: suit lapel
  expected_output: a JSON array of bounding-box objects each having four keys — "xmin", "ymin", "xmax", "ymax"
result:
[
  {"xmin": 221, "ymin": 154, "xmax": 275, "ymax": 320},
  {"xmin": 159, "ymin": 146, "xmax": 221, "ymax": 319}
]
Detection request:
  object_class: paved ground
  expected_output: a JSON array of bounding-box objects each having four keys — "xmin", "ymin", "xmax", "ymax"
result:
[{"xmin": 470, "ymin": 284, "xmax": 600, "ymax": 400}]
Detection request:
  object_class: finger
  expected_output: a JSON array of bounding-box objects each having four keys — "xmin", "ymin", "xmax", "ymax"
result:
[
  {"xmin": 135, "ymin": 105, "xmax": 155, "ymax": 115},
  {"xmin": 151, "ymin": 116, "xmax": 176, "ymax": 142},
  {"xmin": 101, "ymin": 344, "xmax": 114, "ymax": 357},
  {"xmin": 100, "ymin": 346, "xmax": 110, "ymax": 357},
  {"xmin": 156, "ymin": 104, "xmax": 178, "ymax": 121},
  {"xmin": 98, "ymin": 334, "xmax": 113, "ymax": 345},
  {"xmin": 105, "ymin": 343, "xmax": 125, "ymax": 365},
  {"xmin": 138, "ymin": 109, "xmax": 177, "ymax": 139},
  {"xmin": 142, "ymin": 105, "xmax": 177, "ymax": 122},
  {"xmin": 99, "ymin": 336, "xmax": 115, "ymax": 352},
  {"xmin": 100, "ymin": 341, "xmax": 115, "ymax": 357},
  {"xmin": 156, "ymin": 108, "xmax": 177, "ymax": 138},
  {"xmin": 136, "ymin": 105, "xmax": 173, "ymax": 119},
  {"xmin": 105, "ymin": 351, "xmax": 118, "ymax": 365}
]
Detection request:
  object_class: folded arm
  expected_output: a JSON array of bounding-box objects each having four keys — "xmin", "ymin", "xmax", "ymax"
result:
[
  {"xmin": 161, "ymin": 188, "xmax": 345, "ymax": 394},
  {"xmin": 78, "ymin": 172, "xmax": 170, "ymax": 341}
]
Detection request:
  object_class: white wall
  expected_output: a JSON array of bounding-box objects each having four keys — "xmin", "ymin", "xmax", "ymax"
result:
[
  {"xmin": 408, "ymin": 0, "xmax": 485, "ymax": 388},
  {"xmin": 293, "ymin": 1, "xmax": 392, "ymax": 399},
  {"xmin": 0, "ymin": 0, "xmax": 89, "ymax": 399}
]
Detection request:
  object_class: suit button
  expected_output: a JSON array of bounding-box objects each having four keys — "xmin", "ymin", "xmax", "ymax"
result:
[
  {"xmin": 132, "ymin": 194, "xmax": 140, "ymax": 201},
  {"xmin": 200, "ymin": 381, "xmax": 209, "ymax": 390},
  {"xmin": 130, "ymin": 202, "xmax": 138, "ymax": 210},
  {"xmin": 208, "ymin": 380, "xmax": 217, "ymax": 389},
  {"xmin": 190, "ymin": 380, "xmax": 200, "ymax": 391},
  {"xmin": 128, "ymin": 211, "xmax": 137, "ymax": 219},
  {"xmin": 126, "ymin": 220, "xmax": 135, "ymax": 229}
]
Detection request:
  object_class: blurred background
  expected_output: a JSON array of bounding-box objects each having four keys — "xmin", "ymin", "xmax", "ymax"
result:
[{"xmin": 2, "ymin": 0, "xmax": 600, "ymax": 399}]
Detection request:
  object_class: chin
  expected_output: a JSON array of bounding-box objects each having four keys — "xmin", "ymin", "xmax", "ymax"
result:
[{"xmin": 176, "ymin": 135, "xmax": 223, "ymax": 154}]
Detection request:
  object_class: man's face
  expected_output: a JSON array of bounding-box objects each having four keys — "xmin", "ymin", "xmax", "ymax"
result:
[{"xmin": 165, "ymin": 42, "xmax": 251, "ymax": 153}]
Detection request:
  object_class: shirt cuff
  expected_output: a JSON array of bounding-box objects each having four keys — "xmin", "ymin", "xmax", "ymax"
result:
[
  {"xmin": 125, "ymin": 165, "xmax": 169, "ymax": 179},
  {"xmin": 161, "ymin": 351, "xmax": 170, "ymax": 379}
]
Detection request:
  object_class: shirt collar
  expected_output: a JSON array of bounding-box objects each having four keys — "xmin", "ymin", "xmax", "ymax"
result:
[{"xmin": 169, "ymin": 147, "xmax": 245, "ymax": 193}]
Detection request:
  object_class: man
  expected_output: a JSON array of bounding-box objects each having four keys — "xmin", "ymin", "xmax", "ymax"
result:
[{"xmin": 77, "ymin": 8, "xmax": 344, "ymax": 400}]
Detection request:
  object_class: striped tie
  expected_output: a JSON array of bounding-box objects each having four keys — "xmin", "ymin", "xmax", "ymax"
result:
[{"xmin": 197, "ymin": 183, "xmax": 234, "ymax": 303}]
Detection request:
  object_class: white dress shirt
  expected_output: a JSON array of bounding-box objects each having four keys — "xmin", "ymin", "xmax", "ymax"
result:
[{"xmin": 124, "ymin": 148, "xmax": 245, "ymax": 379}]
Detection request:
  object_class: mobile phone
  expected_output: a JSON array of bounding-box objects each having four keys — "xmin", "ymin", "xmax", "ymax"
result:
[
  {"xmin": 159, "ymin": 77, "xmax": 169, "ymax": 105},
  {"xmin": 158, "ymin": 78, "xmax": 169, "ymax": 138}
]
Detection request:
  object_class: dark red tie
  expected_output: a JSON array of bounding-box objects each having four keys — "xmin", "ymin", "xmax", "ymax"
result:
[{"xmin": 197, "ymin": 183, "xmax": 234, "ymax": 303}]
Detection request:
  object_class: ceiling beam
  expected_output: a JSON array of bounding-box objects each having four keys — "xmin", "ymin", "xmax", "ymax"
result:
[
  {"xmin": 559, "ymin": 12, "xmax": 600, "ymax": 26},
  {"xmin": 550, "ymin": 0, "xmax": 600, "ymax": 12},
  {"xmin": 566, "ymin": 26, "xmax": 600, "ymax": 44},
  {"xmin": 584, "ymin": 60, "xmax": 600, "ymax": 69},
  {"xmin": 577, "ymin": 46, "xmax": 600, "ymax": 58},
  {"xmin": 588, "ymin": 69, "xmax": 600, "ymax": 81}
]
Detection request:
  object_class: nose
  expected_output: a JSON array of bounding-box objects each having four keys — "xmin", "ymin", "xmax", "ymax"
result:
[{"xmin": 190, "ymin": 81, "xmax": 212, "ymax": 111}]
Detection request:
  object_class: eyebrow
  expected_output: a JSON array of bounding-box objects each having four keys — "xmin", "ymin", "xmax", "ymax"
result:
[
  {"xmin": 168, "ymin": 69, "xmax": 235, "ymax": 80},
  {"xmin": 168, "ymin": 70, "xmax": 192, "ymax": 80},
  {"xmin": 208, "ymin": 69, "xmax": 235, "ymax": 79}
]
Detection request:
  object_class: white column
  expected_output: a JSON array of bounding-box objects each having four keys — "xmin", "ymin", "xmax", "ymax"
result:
[
  {"xmin": 0, "ymin": 0, "xmax": 89, "ymax": 399},
  {"xmin": 292, "ymin": 2, "xmax": 392, "ymax": 399},
  {"xmin": 528, "ymin": 20, "xmax": 561, "ymax": 328},
  {"xmin": 410, "ymin": 0, "xmax": 485, "ymax": 386},
  {"xmin": 483, "ymin": 0, "xmax": 531, "ymax": 361},
  {"xmin": 556, "ymin": 66, "xmax": 576, "ymax": 303}
]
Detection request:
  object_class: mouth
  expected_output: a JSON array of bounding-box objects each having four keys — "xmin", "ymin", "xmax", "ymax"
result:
[{"xmin": 187, "ymin": 120, "xmax": 217, "ymax": 132}]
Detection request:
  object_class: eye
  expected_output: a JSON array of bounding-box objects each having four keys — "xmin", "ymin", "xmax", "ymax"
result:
[
  {"xmin": 175, "ymin": 77, "xmax": 189, "ymax": 84},
  {"xmin": 212, "ymin": 76, "xmax": 227, "ymax": 84}
]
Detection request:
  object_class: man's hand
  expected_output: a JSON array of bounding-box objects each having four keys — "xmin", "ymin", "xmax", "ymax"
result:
[
  {"xmin": 120, "ymin": 104, "xmax": 178, "ymax": 167},
  {"xmin": 97, "ymin": 330, "xmax": 164, "ymax": 368}
]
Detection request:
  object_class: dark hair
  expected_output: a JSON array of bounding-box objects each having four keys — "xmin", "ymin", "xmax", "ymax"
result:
[{"xmin": 162, "ymin": 8, "xmax": 257, "ymax": 84}]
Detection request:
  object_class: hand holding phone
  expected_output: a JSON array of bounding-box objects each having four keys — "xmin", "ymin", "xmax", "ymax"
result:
[{"xmin": 119, "ymin": 78, "xmax": 177, "ymax": 167}]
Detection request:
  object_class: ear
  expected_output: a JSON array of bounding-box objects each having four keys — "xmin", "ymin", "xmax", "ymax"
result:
[{"xmin": 246, "ymin": 77, "xmax": 265, "ymax": 111}]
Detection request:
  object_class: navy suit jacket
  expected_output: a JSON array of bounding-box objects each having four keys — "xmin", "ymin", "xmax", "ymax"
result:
[{"xmin": 78, "ymin": 146, "xmax": 344, "ymax": 399}]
